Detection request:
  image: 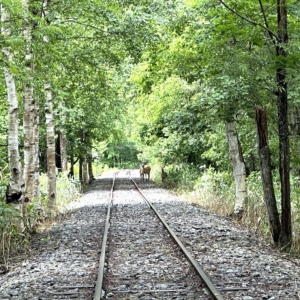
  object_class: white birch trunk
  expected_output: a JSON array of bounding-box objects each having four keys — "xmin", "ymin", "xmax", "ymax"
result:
[
  {"xmin": 1, "ymin": 5, "xmax": 24, "ymax": 232},
  {"xmin": 225, "ymin": 121, "xmax": 247, "ymax": 215},
  {"xmin": 45, "ymin": 84, "xmax": 56, "ymax": 215},
  {"xmin": 88, "ymin": 150, "xmax": 94, "ymax": 182},
  {"xmin": 82, "ymin": 157, "xmax": 89, "ymax": 184},
  {"xmin": 1, "ymin": 5, "xmax": 23, "ymax": 204},
  {"xmin": 22, "ymin": 0, "xmax": 40, "ymax": 227},
  {"xmin": 60, "ymin": 131, "xmax": 68, "ymax": 172},
  {"xmin": 43, "ymin": 0, "xmax": 56, "ymax": 215}
]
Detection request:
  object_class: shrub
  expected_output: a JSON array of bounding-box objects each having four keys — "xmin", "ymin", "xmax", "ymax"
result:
[
  {"xmin": 39, "ymin": 172, "xmax": 81, "ymax": 214},
  {"xmin": 0, "ymin": 168, "xmax": 25, "ymax": 268},
  {"xmin": 191, "ymin": 167, "xmax": 235, "ymax": 216}
]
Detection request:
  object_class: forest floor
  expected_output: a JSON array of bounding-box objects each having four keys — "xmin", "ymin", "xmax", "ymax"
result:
[{"xmin": 0, "ymin": 169, "xmax": 299, "ymax": 300}]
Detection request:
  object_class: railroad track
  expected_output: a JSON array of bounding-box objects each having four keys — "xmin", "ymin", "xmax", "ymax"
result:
[
  {"xmin": 1, "ymin": 169, "xmax": 299, "ymax": 299},
  {"xmin": 94, "ymin": 170, "xmax": 224, "ymax": 300}
]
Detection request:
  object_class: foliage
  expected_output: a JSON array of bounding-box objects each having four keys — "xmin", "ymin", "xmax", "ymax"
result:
[
  {"xmin": 40, "ymin": 173, "xmax": 81, "ymax": 214},
  {"xmin": 0, "ymin": 170, "xmax": 82, "ymax": 266},
  {"xmin": 163, "ymin": 163, "xmax": 202, "ymax": 191},
  {"xmin": 125, "ymin": 0, "xmax": 300, "ymax": 250},
  {"xmin": 0, "ymin": 167, "xmax": 8, "ymax": 201},
  {"xmin": 103, "ymin": 141, "xmax": 140, "ymax": 168},
  {"xmin": 194, "ymin": 167, "xmax": 235, "ymax": 199},
  {"xmin": 0, "ymin": 200, "xmax": 25, "ymax": 268},
  {"xmin": 0, "ymin": 168, "xmax": 24, "ymax": 266}
]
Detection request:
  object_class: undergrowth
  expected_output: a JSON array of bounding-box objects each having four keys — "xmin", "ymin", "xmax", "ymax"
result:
[
  {"xmin": 160, "ymin": 164, "xmax": 300, "ymax": 256},
  {"xmin": 0, "ymin": 163, "xmax": 109, "ymax": 267},
  {"xmin": 39, "ymin": 172, "xmax": 81, "ymax": 214},
  {"xmin": 0, "ymin": 171, "xmax": 82, "ymax": 268},
  {"xmin": 0, "ymin": 169, "xmax": 26, "ymax": 269}
]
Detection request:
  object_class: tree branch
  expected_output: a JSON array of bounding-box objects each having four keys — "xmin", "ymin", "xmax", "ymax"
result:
[
  {"xmin": 257, "ymin": 0, "xmax": 276, "ymax": 43},
  {"xmin": 57, "ymin": 36, "xmax": 106, "ymax": 40},
  {"xmin": 61, "ymin": 19, "xmax": 107, "ymax": 33},
  {"xmin": 218, "ymin": 0, "xmax": 278, "ymax": 42}
]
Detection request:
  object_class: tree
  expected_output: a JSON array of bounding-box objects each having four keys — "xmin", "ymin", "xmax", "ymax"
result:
[
  {"xmin": 43, "ymin": 0, "xmax": 57, "ymax": 215},
  {"xmin": 1, "ymin": 4, "xmax": 23, "ymax": 205},
  {"xmin": 225, "ymin": 120, "xmax": 247, "ymax": 216},
  {"xmin": 45, "ymin": 83, "xmax": 56, "ymax": 215},
  {"xmin": 276, "ymin": 0, "xmax": 291, "ymax": 249},
  {"xmin": 255, "ymin": 106, "xmax": 281, "ymax": 243},
  {"xmin": 22, "ymin": 0, "xmax": 40, "ymax": 227},
  {"xmin": 126, "ymin": 0, "xmax": 299, "ymax": 249},
  {"xmin": 218, "ymin": 0, "xmax": 291, "ymax": 249}
]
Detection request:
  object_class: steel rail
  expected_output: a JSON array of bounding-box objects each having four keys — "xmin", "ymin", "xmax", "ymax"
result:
[
  {"xmin": 93, "ymin": 175, "xmax": 116, "ymax": 300},
  {"xmin": 131, "ymin": 179, "xmax": 224, "ymax": 300}
]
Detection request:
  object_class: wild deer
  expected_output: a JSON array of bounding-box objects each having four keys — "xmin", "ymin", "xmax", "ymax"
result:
[
  {"xmin": 140, "ymin": 163, "xmax": 151, "ymax": 181},
  {"xmin": 161, "ymin": 166, "xmax": 167, "ymax": 182},
  {"xmin": 139, "ymin": 165, "xmax": 144, "ymax": 181}
]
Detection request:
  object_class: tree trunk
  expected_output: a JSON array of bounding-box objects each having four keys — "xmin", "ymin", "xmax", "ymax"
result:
[
  {"xmin": 33, "ymin": 104, "xmax": 40, "ymax": 201},
  {"xmin": 276, "ymin": 0, "xmax": 291, "ymax": 249},
  {"xmin": 69, "ymin": 143, "xmax": 75, "ymax": 179},
  {"xmin": 289, "ymin": 108, "xmax": 300, "ymax": 177},
  {"xmin": 1, "ymin": 5, "xmax": 24, "ymax": 232},
  {"xmin": 82, "ymin": 157, "xmax": 89, "ymax": 184},
  {"xmin": 289, "ymin": 108, "xmax": 299, "ymax": 137},
  {"xmin": 45, "ymin": 84, "xmax": 56, "ymax": 216},
  {"xmin": 55, "ymin": 131, "xmax": 62, "ymax": 171},
  {"xmin": 80, "ymin": 130, "xmax": 89, "ymax": 184},
  {"xmin": 1, "ymin": 5, "xmax": 23, "ymax": 205},
  {"xmin": 79, "ymin": 158, "xmax": 83, "ymax": 184},
  {"xmin": 225, "ymin": 121, "xmax": 247, "ymax": 216},
  {"xmin": 22, "ymin": 0, "xmax": 40, "ymax": 228},
  {"xmin": 60, "ymin": 131, "xmax": 68, "ymax": 172},
  {"xmin": 219, "ymin": 0, "xmax": 292, "ymax": 251},
  {"xmin": 255, "ymin": 107, "xmax": 281, "ymax": 244},
  {"xmin": 88, "ymin": 150, "xmax": 95, "ymax": 182}
]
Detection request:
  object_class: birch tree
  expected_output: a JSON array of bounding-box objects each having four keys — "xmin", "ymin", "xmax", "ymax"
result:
[
  {"xmin": 42, "ymin": 0, "xmax": 57, "ymax": 215},
  {"xmin": 45, "ymin": 84, "xmax": 56, "ymax": 215},
  {"xmin": 1, "ymin": 5, "xmax": 23, "ymax": 207},
  {"xmin": 22, "ymin": 0, "xmax": 40, "ymax": 227},
  {"xmin": 60, "ymin": 132, "xmax": 68, "ymax": 172},
  {"xmin": 82, "ymin": 158, "xmax": 89, "ymax": 184},
  {"xmin": 88, "ymin": 151, "xmax": 95, "ymax": 182},
  {"xmin": 225, "ymin": 120, "xmax": 247, "ymax": 216},
  {"xmin": 81, "ymin": 131, "xmax": 89, "ymax": 184},
  {"xmin": 218, "ymin": 0, "xmax": 292, "ymax": 249}
]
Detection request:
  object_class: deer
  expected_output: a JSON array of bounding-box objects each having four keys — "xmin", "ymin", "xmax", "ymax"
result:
[
  {"xmin": 161, "ymin": 166, "xmax": 167, "ymax": 182},
  {"xmin": 140, "ymin": 162, "xmax": 151, "ymax": 182},
  {"xmin": 139, "ymin": 165, "xmax": 144, "ymax": 181}
]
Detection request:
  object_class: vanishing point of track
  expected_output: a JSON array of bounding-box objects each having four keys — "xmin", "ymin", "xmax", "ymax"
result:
[{"xmin": 93, "ymin": 171, "xmax": 224, "ymax": 300}]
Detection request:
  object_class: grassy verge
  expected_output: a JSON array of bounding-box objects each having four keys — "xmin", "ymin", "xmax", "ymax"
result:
[
  {"xmin": 155, "ymin": 164, "xmax": 300, "ymax": 255},
  {"xmin": 0, "ymin": 171, "xmax": 82, "ymax": 267}
]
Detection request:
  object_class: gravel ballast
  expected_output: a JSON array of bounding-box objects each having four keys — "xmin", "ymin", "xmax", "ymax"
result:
[{"xmin": 0, "ymin": 169, "xmax": 299, "ymax": 300}]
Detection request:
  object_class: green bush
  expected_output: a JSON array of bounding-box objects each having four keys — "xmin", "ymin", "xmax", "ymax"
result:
[
  {"xmin": 194, "ymin": 167, "xmax": 235, "ymax": 199},
  {"xmin": 0, "ymin": 169, "xmax": 25, "ymax": 267},
  {"xmin": 39, "ymin": 172, "xmax": 81, "ymax": 214},
  {"xmin": 163, "ymin": 163, "xmax": 200, "ymax": 191}
]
